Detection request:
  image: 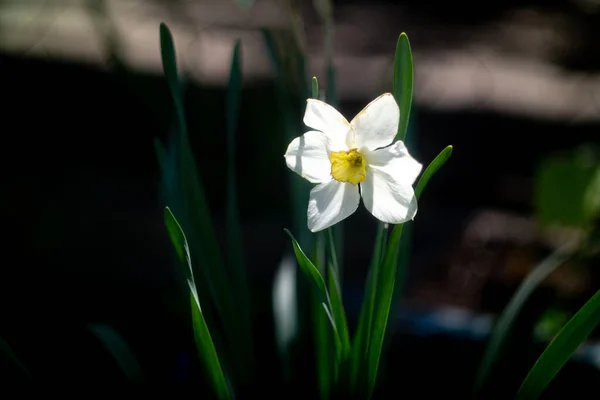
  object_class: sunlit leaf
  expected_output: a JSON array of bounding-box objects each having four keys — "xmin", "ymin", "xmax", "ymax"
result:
[
  {"xmin": 473, "ymin": 247, "xmax": 572, "ymax": 394},
  {"xmin": 517, "ymin": 288, "xmax": 600, "ymax": 399},
  {"xmin": 393, "ymin": 33, "xmax": 413, "ymax": 142},
  {"xmin": 159, "ymin": 24, "xmax": 253, "ymax": 385},
  {"xmin": 350, "ymin": 222, "xmax": 386, "ymax": 393},
  {"xmin": 285, "ymin": 228, "xmax": 342, "ymax": 363},
  {"xmin": 415, "ymin": 145, "xmax": 453, "ymax": 200},
  {"xmin": 366, "ymin": 223, "xmax": 404, "ymax": 395},
  {"xmin": 314, "ymin": 233, "xmax": 333, "ymax": 399},
  {"xmin": 164, "ymin": 207, "xmax": 229, "ymax": 399},
  {"xmin": 365, "ymin": 145, "xmax": 452, "ymax": 395}
]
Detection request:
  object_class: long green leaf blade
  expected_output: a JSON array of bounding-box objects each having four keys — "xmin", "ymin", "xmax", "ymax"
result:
[
  {"xmin": 474, "ymin": 247, "xmax": 572, "ymax": 394},
  {"xmin": 159, "ymin": 25, "xmax": 251, "ymax": 382},
  {"xmin": 326, "ymin": 229, "xmax": 350, "ymax": 358},
  {"xmin": 285, "ymin": 228, "xmax": 342, "ymax": 361},
  {"xmin": 366, "ymin": 223, "xmax": 404, "ymax": 395},
  {"xmin": 415, "ymin": 145, "xmax": 453, "ymax": 200},
  {"xmin": 366, "ymin": 145, "xmax": 452, "ymax": 395},
  {"xmin": 516, "ymin": 288, "xmax": 600, "ymax": 399},
  {"xmin": 190, "ymin": 289, "xmax": 230, "ymax": 400},
  {"xmin": 393, "ymin": 33, "xmax": 413, "ymax": 142},
  {"xmin": 350, "ymin": 222, "xmax": 386, "ymax": 391},
  {"xmin": 164, "ymin": 207, "xmax": 229, "ymax": 399},
  {"xmin": 327, "ymin": 263, "xmax": 350, "ymax": 358},
  {"xmin": 88, "ymin": 323, "xmax": 143, "ymax": 383},
  {"xmin": 314, "ymin": 233, "xmax": 333, "ymax": 399}
]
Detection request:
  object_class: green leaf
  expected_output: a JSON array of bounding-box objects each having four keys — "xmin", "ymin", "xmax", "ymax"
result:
[
  {"xmin": 285, "ymin": 228, "xmax": 342, "ymax": 362},
  {"xmin": 164, "ymin": 206, "xmax": 193, "ymax": 282},
  {"xmin": 473, "ymin": 247, "xmax": 572, "ymax": 394},
  {"xmin": 365, "ymin": 145, "xmax": 452, "ymax": 395},
  {"xmin": 190, "ymin": 289, "xmax": 230, "ymax": 400},
  {"xmin": 0, "ymin": 336, "xmax": 31, "ymax": 377},
  {"xmin": 164, "ymin": 207, "xmax": 229, "ymax": 399},
  {"xmin": 516, "ymin": 288, "xmax": 600, "ymax": 400},
  {"xmin": 159, "ymin": 23, "xmax": 183, "ymax": 110},
  {"xmin": 326, "ymin": 228, "xmax": 350, "ymax": 359},
  {"xmin": 313, "ymin": 233, "xmax": 333, "ymax": 399},
  {"xmin": 393, "ymin": 33, "xmax": 413, "ymax": 142},
  {"xmin": 312, "ymin": 76, "xmax": 319, "ymax": 99},
  {"xmin": 366, "ymin": 223, "xmax": 405, "ymax": 395},
  {"xmin": 225, "ymin": 39, "xmax": 252, "ymax": 352},
  {"xmin": 415, "ymin": 145, "xmax": 453, "ymax": 200},
  {"xmin": 350, "ymin": 222, "xmax": 386, "ymax": 392},
  {"xmin": 88, "ymin": 323, "xmax": 143, "ymax": 383},
  {"xmin": 159, "ymin": 24, "xmax": 252, "ymax": 383}
]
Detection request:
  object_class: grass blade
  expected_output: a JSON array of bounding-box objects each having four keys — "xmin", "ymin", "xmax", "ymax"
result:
[
  {"xmin": 159, "ymin": 24, "xmax": 252, "ymax": 384},
  {"xmin": 393, "ymin": 33, "xmax": 413, "ymax": 142},
  {"xmin": 326, "ymin": 228, "xmax": 350, "ymax": 359},
  {"xmin": 516, "ymin": 288, "xmax": 600, "ymax": 399},
  {"xmin": 314, "ymin": 233, "xmax": 333, "ymax": 399},
  {"xmin": 415, "ymin": 145, "xmax": 453, "ymax": 200},
  {"xmin": 474, "ymin": 246, "xmax": 572, "ymax": 394},
  {"xmin": 164, "ymin": 207, "xmax": 229, "ymax": 399},
  {"xmin": 366, "ymin": 223, "xmax": 404, "ymax": 395},
  {"xmin": 88, "ymin": 323, "xmax": 143, "ymax": 383},
  {"xmin": 350, "ymin": 222, "xmax": 386, "ymax": 391},
  {"xmin": 285, "ymin": 228, "xmax": 342, "ymax": 363},
  {"xmin": 366, "ymin": 145, "xmax": 452, "ymax": 395},
  {"xmin": 0, "ymin": 336, "xmax": 31, "ymax": 377}
]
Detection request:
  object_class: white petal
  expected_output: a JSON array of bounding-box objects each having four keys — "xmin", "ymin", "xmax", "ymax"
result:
[
  {"xmin": 366, "ymin": 141, "xmax": 422, "ymax": 186},
  {"xmin": 360, "ymin": 167, "xmax": 418, "ymax": 225},
  {"xmin": 308, "ymin": 180, "xmax": 360, "ymax": 232},
  {"xmin": 284, "ymin": 131, "xmax": 332, "ymax": 183},
  {"xmin": 303, "ymin": 99, "xmax": 349, "ymax": 151},
  {"xmin": 349, "ymin": 93, "xmax": 399, "ymax": 151}
]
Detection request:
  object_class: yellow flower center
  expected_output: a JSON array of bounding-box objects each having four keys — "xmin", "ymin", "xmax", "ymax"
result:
[{"xmin": 329, "ymin": 148, "xmax": 367, "ymax": 185}]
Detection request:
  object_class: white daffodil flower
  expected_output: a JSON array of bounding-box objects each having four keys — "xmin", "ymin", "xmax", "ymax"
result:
[{"xmin": 284, "ymin": 93, "xmax": 423, "ymax": 233}]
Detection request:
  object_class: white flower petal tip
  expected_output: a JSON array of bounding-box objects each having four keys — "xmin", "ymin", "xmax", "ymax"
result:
[
  {"xmin": 307, "ymin": 180, "xmax": 360, "ymax": 232},
  {"xmin": 349, "ymin": 93, "xmax": 400, "ymax": 151},
  {"xmin": 303, "ymin": 99, "xmax": 350, "ymax": 138}
]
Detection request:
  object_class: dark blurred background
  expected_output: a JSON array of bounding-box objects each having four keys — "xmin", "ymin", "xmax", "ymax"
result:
[{"xmin": 1, "ymin": 0, "xmax": 599, "ymax": 398}]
